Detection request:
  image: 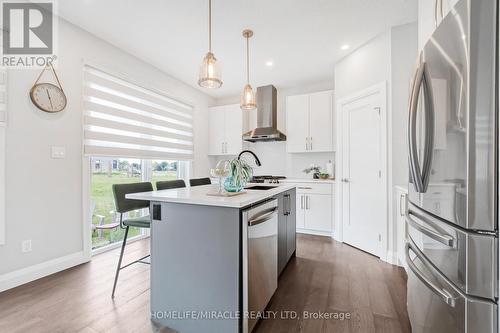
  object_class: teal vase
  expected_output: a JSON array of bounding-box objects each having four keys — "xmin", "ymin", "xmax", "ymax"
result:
[{"xmin": 224, "ymin": 175, "xmax": 246, "ymax": 192}]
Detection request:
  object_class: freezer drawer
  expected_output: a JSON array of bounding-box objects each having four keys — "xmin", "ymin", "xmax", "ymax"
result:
[
  {"xmin": 406, "ymin": 240, "xmax": 497, "ymax": 333},
  {"xmin": 406, "ymin": 202, "xmax": 497, "ymax": 300}
]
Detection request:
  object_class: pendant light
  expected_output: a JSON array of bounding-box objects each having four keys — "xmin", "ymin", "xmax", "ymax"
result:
[
  {"xmin": 198, "ymin": 0, "xmax": 222, "ymax": 89},
  {"xmin": 240, "ymin": 29, "xmax": 257, "ymax": 110}
]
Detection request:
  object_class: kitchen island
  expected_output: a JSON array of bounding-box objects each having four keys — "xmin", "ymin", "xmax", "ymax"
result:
[{"xmin": 126, "ymin": 184, "xmax": 296, "ymax": 333}]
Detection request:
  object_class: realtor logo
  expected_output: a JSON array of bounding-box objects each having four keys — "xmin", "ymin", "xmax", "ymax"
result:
[{"xmin": 1, "ymin": 1, "xmax": 56, "ymax": 67}]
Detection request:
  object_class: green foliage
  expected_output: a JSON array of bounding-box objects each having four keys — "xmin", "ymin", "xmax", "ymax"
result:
[{"xmin": 227, "ymin": 158, "xmax": 253, "ymax": 187}]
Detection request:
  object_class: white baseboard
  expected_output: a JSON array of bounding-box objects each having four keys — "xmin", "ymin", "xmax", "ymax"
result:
[
  {"xmin": 0, "ymin": 251, "xmax": 90, "ymax": 292},
  {"xmin": 296, "ymin": 228, "xmax": 333, "ymax": 237},
  {"xmin": 384, "ymin": 251, "xmax": 399, "ymax": 265}
]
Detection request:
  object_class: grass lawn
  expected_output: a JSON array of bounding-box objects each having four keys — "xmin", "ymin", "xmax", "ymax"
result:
[{"xmin": 91, "ymin": 171, "xmax": 177, "ymax": 249}]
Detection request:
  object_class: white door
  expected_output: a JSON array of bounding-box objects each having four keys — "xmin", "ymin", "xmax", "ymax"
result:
[
  {"xmin": 341, "ymin": 90, "xmax": 384, "ymax": 257},
  {"xmin": 286, "ymin": 94, "xmax": 309, "ymax": 153},
  {"xmin": 308, "ymin": 91, "xmax": 333, "ymax": 152},
  {"xmin": 224, "ymin": 105, "xmax": 242, "ymax": 155},
  {"xmin": 304, "ymin": 194, "xmax": 332, "ymax": 232},
  {"xmin": 208, "ymin": 106, "xmax": 226, "ymax": 155}
]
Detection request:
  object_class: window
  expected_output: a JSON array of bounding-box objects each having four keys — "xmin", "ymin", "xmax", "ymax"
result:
[
  {"xmin": 84, "ymin": 65, "xmax": 193, "ymax": 251},
  {"xmin": 90, "ymin": 157, "xmax": 187, "ymax": 250},
  {"xmin": 83, "ymin": 65, "xmax": 194, "ymax": 160}
]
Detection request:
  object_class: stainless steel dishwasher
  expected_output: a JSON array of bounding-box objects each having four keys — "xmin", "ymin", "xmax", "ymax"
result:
[{"xmin": 242, "ymin": 198, "xmax": 278, "ymax": 333}]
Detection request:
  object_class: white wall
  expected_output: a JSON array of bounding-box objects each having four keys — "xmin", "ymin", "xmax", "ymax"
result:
[
  {"xmin": 335, "ymin": 31, "xmax": 391, "ymax": 100},
  {"xmin": 391, "ymin": 24, "xmax": 417, "ymax": 188},
  {"xmin": 334, "ymin": 23, "xmax": 417, "ymax": 262},
  {"xmin": 0, "ymin": 17, "xmax": 214, "ymax": 282},
  {"xmin": 211, "ymin": 80, "xmax": 335, "ymax": 178}
]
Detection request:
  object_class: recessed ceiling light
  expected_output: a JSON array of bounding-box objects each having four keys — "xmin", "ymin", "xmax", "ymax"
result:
[
  {"xmin": 341, "ymin": 44, "xmax": 350, "ymax": 50},
  {"xmin": 265, "ymin": 60, "xmax": 273, "ymax": 67}
]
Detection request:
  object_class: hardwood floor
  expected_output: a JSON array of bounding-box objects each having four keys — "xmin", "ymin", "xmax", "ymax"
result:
[
  {"xmin": 0, "ymin": 234, "xmax": 410, "ymax": 333},
  {"xmin": 256, "ymin": 234, "xmax": 410, "ymax": 333}
]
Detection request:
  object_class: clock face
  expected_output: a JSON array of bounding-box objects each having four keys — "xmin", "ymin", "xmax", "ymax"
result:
[{"xmin": 30, "ymin": 83, "xmax": 67, "ymax": 113}]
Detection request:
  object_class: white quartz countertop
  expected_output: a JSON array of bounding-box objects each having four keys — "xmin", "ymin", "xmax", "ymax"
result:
[
  {"xmin": 280, "ymin": 178, "xmax": 336, "ymax": 184},
  {"xmin": 126, "ymin": 184, "xmax": 296, "ymax": 208}
]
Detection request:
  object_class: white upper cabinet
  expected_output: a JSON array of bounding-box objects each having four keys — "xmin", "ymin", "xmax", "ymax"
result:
[
  {"xmin": 224, "ymin": 107, "xmax": 243, "ymax": 155},
  {"xmin": 286, "ymin": 94, "xmax": 309, "ymax": 153},
  {"xmin": 286, "ymin": 90, "xmax": 334, "ymax": 153},
  {"xmin": 418, "ymin": 0, "xmax": 460, "ymax": 49},
  {"xmin": 309, "ymin": 91, "xmax": 333, "ymax": 152},
  {"xmin": 208, "ymin": 104, "xmax": 242, "ymax": 156}
]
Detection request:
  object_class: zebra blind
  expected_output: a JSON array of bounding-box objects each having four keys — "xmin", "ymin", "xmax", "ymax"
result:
[{"xmin": 83, "ymin": 65, "xmax": 194, "ymax": 160}]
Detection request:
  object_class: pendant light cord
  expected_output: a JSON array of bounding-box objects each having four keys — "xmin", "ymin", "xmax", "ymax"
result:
[
  {"xmin": 208, "ymin": 0, "xmax": 212, "ymax": 52},
  {"xmin": 246, "ymin": 36, "xmax": 250, "ymax": 84}
]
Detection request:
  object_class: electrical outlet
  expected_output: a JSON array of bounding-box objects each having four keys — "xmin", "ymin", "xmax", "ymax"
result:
[{"xmin": 21, "ymin": 239, "xmax": 32, "ymax": 253}]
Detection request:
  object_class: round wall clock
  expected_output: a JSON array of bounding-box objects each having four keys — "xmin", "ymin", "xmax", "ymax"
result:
[
  {"xmin": 29, "ymin": 63, "xmax": 67, "ymax": 113},
  {"xmin": 30, "ymin": 82, "xmax": 67, "ymax": 113}
]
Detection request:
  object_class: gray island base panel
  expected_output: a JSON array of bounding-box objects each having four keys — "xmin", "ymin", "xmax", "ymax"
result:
[
  {"xmin": 151, "ymin": 202, "xmax": 242, "ymax": 333},
  {"xmin": 137, "ymin": 185, "xmax": 297, "ymax": 333}
]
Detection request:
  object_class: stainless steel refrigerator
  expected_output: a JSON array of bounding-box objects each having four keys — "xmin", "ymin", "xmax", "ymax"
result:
[{"xmin": 406, "ymin": 0, "xmax": 498, "ymax": 331}]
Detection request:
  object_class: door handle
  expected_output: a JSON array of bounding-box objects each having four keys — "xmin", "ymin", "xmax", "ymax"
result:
[
  {"xmin": 248, "ymin": 207, "xmax": 278, "ymax": 226},
  {"xmin": 405, "ymin": 241, "xmax": 456, "ymax": 307},
  {"xmin": 406, "ymin": 210, "xmax": 454, "ymax": 247}
]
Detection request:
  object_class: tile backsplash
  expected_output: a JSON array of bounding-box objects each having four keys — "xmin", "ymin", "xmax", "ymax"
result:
[{"xmin": 209, "ymin": 141, "xmax": 335, "ymax": 179}]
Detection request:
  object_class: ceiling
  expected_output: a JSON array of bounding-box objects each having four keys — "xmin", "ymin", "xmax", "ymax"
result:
[{"xmin": 58, "ymin": 0, "xmax": 417, "ymax": 99}]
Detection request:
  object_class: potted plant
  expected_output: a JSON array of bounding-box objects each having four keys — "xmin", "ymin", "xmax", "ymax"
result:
[
  {"xmin": 224, "ymin": 158, "xmax": 253, "ymax": 192},
  {"xmin": 303, "ymin": 164, "xmax": 321, "ymax": 179}
]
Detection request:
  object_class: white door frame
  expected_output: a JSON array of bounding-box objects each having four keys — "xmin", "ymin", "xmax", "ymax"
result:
[{"xmin": 335, "ymin": 82, "xmax": 388, "ymax": 262}]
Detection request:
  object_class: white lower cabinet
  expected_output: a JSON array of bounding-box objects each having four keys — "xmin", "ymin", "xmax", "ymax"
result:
[{"xmin": 286, "ymin": 182, "xmax": 334, "ymax": 235}]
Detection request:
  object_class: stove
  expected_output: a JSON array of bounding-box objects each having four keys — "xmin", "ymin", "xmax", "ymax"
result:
[{"xmin": 251, "ymin": 175, "xmax": 286, "ymax": 184}]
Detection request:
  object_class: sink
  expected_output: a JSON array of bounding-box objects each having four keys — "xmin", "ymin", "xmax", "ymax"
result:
[{"xmin": 244, "ymin": 185, "xmax": 278, "ymax": 191}]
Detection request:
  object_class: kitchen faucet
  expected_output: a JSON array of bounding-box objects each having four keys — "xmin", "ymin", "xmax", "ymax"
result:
[{"xmin": 238, "ymin": 150, "xmax": 262, "ymax": 167}]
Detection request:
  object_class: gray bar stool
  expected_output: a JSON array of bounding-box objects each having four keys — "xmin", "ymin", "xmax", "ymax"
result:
[
  {"xmin": 156, "ymin": 179, "xmax": 186, "ymax": 190},
  {"xmin": 189, "ymin": 177, "xmax": 211, "ymax": 187},
  {"xmin": 111, "ymin": 181, "xmax": 153, "ymax": 298}
]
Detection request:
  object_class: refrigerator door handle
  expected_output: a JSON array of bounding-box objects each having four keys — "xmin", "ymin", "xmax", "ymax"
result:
[
  {"xmin": 408, "ymin": 55, "xmax": 434, "ymax": 193},
  {"xmin": 420, "ymin": 63, "xmax": 435, "ymax": 193},
  {"xmin": 405, "ymin": 242, "xmax": 456, "ymax": 307},
  {"xmin": 408, "ymin": 58, "xmax": 425, "ymax": 193},
  {"xmin": 406, "ymin": 210, "xmax": 455, "ymax": 247}
]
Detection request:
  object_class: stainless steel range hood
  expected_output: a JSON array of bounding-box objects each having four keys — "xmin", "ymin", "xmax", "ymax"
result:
[{"xmin": 242, "ymin": 85, "xmax": 286, "ymax": 142}]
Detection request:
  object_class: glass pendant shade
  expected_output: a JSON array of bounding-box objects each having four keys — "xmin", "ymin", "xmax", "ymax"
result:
[
  {"xmin": 198, "ymin": 52, "xmax": 222, "ymax": 89},
  {"xmin": 240, "ymin": 84, "xmax": 257, "ymax": 110}
]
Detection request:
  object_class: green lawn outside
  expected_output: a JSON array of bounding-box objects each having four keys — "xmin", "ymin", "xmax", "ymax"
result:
[{"xmin": 91, "ymin": 171, "xmax": 178, "ymax": 249}]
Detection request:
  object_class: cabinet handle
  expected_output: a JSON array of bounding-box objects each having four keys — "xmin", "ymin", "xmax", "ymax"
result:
[
  {"xmin": 300, "ymin": 195, "xmax": 304, "ymax": 209},
  {"xmin": 284, "ymin": 194, "xmax": 290, "ymax": 216},
  {"xmin": 399, "ymin": 194, "xmax": 405, "ymax": 216},
  {"xmin": 305, "ymin": 137, "xmax": 308, "ymax": 151},
  {"xmin": 306, "ymin": 196, "xmax": 310, "ymax": 210},
  {"xmin": 297, "ymin": 186, "xmax": 312, "ymax": 190},
  {"xmin": 310, "ymin": 137, "xmax": 312, "ymax": 151},
  {"xmin": 434, "ymin": 0, "xmax": 444, "ymax": 27}
]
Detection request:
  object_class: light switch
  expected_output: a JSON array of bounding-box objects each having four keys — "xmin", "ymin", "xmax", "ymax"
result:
[{"xmin": 51, "ymin": 146, "xmax": 66, "ymax": 159}]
